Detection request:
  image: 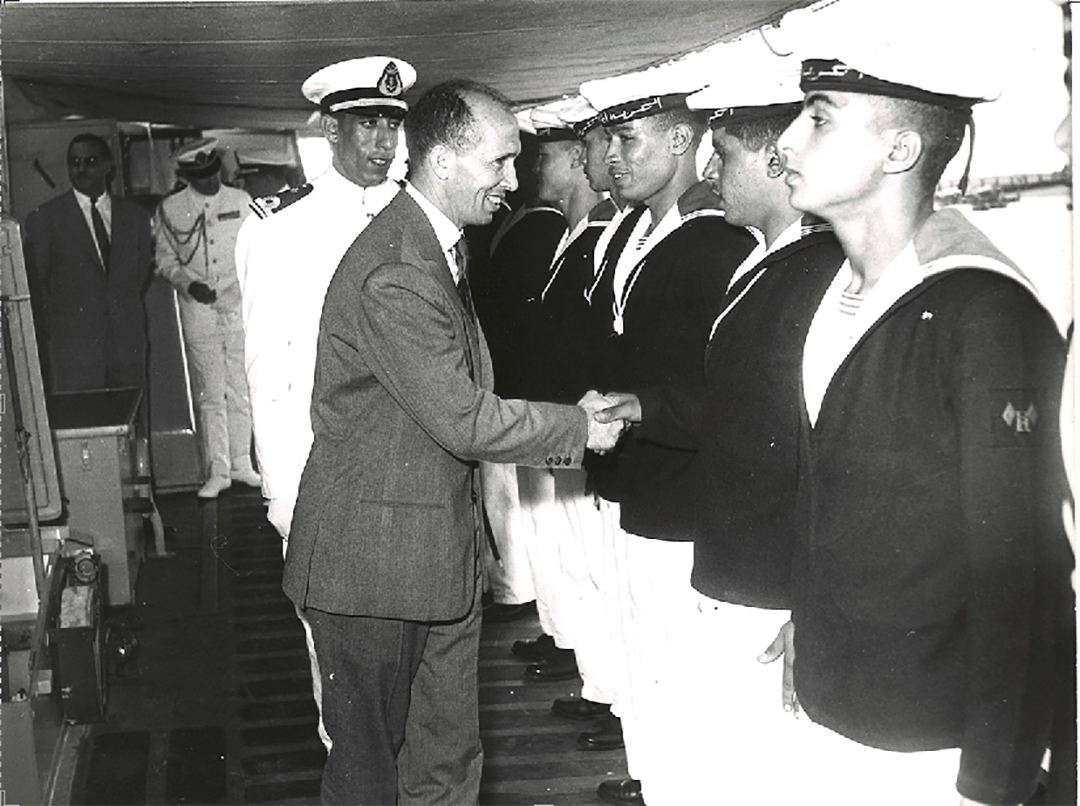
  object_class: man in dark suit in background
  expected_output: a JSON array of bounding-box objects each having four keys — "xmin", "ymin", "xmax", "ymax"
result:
[
  {"xmin": 23, "ymin": 133, "xmax": 152, "ymax": 394},
  {"xmin": 282, "ymin": 79, "xmax": 623, "ymax": 805}
]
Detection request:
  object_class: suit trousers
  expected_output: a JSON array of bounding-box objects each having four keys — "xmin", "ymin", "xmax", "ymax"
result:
[
  {"xmin": 50, "ymin": 327, "xmax": 146, "ymax": 394},
  {"xmin": 304, "ymin": 580, "xmax": 484, "ymax": 805}
]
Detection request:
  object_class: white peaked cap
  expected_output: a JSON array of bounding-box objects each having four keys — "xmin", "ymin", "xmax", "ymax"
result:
[{"xmin": 302, "ymin": 56, "xmax": 417, "ymax": 115}]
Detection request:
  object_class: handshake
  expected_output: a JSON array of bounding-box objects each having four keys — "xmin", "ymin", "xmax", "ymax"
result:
[{"xmin": 578, "ymin": 390, "xmax": 642, "ymax": 454}]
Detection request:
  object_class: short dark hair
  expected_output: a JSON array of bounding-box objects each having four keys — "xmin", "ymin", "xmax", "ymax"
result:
[
  {"xmin": 68, "ymin": 133, "xmax": 113, "ymax": 161},
  {"xmin": 724, "ymin": 107, "xmax": 802, "ymax": 153},
  {"xmin": 405, "ymin": 79, "xmax": 514, "ymax": 165},
  {"xmin": 648, "ymin": 107, "xmax": 709, "ymax": 140},
  {"xmin": 870, "ymin": 96, "xmax": 970, "ymax": 193}
]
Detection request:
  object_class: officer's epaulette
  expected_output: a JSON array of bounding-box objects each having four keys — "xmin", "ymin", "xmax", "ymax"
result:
[{"xmin": 248, "ymin": 183, "xmax": 314, "ymax": 220}]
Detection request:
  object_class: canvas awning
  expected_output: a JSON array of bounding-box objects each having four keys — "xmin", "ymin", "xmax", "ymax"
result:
[{"xmin": 3, "ymin": 1, "xmax": 816, "ymax": 130}]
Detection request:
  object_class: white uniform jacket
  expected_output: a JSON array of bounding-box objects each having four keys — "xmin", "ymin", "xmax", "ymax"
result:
[
  {"xmin": 235, "ymin": 168, "xmax": 399, "ymax": 534},
  {"xmin": 155, "ymin": 184, "xmax": 252, "ymax": 311}
]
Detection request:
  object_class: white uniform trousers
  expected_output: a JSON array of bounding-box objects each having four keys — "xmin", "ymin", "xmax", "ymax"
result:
[
  {"xmin": 606, "ymin": 519, "xmax": 697, "ymax": 785},
  {"xmin": 516, "ymin": 466, "xmax": 573, "ymax": 648},
  {"xmin": 787, "ymin": 712, "xmax": 962, "ymax": 806},
  {"xmin": 647, "ymin": 596, "xmax": 964, "ymax": 805},
  {"xmin": 479, "ymin": 462, "xmax": 536, "ymax": 605},
  {"xmin": 560, "ymin": 477, "xmax": 620, "ymax": 708},
  {"xmin": 595, "ymin": 499, "xmax": 631, "ymax": 727},
  {"xmin": 280, "ymin": 535, "xmax": 331, "ymax": 752},
  {"xmin": 644, "ymin": 600, "xmax": 793, "ymax": 805},
  {"xmin": 179, "ymin": 297, "xmax": 253, "ymax": 480}
]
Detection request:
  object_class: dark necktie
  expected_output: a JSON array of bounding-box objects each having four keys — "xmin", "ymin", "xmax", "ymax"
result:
[
  {"xmin": 91, "ymin": 195, "xmax": 111, "ymax": 270},
  {"xmin": 454, "ymin": 237, "xmax": 476, "ymax": 322}
]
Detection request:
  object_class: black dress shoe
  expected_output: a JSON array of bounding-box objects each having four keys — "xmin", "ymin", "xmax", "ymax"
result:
[
  {"xmin": 577, "ymin": 713, "xmax": 624, "ymax": 750},
  {"xmin": 551, "ymin": 696, "xmax": 610, "ymax": 720},
  {"xmin": 524, "ymin": 648, "xmax": 579, "ymax": 681},
  {"xmin": 483, "ymin": 600, "xmax": 537, "ymax": 623},
  {"xmin": 512, "ymin": 633, "xmax": 557, "ymax": 661},
  {"xmin": 597, "ymin": 778, "xmax": 643, "ymax": 805}
]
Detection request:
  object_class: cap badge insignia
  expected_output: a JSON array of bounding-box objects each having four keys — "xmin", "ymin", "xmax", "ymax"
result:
[{"xmin": 379, "ymin": 62, "xmax": 403, "ymax": 97}]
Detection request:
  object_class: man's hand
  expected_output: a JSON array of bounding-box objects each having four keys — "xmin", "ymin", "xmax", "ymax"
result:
[
  {"xmin": 188, "ymin": 281, "xmax": 218, "ymax": 304},
  {"xmin": 758, "ymin": 620, "xmax": 799, "ymax": 714},
  {"xmin": 578, "ymin": 389, "xmax": 614, "ymax": 419},
  {"xmin": 593, "ymin": 392, "xmax": 642, "ymax": 425},
  {"xmin": 579, "ymin": 390, "xmax": 626, "ymax": 454}
]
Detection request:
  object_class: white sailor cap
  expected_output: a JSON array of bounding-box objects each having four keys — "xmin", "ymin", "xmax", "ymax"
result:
[
  {"xmin": 235, "ymin": 148, "xmax": 297, "ymax": 175},
  {"xmin": 235, "ymin": 148, "xmax": 296, "ymax": 168},
  {"xmin": 782, "ymin": 0, "xmax": 1004, "ymax": 108},
  {"xmin": 555, "ymin": 96, "xmax": 603, "ymax": 138},
  {"xmin": 580, "ymin": 62, "xmax": 704, "ymax": 126},
  {"xmin": 515, "ymin": 108, "xmax": 538, "ymax": 136},
  {"xmin": 531, "ymin": 99, "xmax": 580, "ymax": 142},
  {"xmin": 687, "ymin": 59, "xmax": 804, "ymax": 129},
  {"xmin": 174, "ymin": 137, "xmax": 221, "ymax": 178},
  {"xmin": 301, "ymin": 57, "xmax": 417, "ymax": 118}
]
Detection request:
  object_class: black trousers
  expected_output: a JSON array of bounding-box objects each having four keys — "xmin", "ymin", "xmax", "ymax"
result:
[{"xmin": 305, "ymin": 582, "xmax": 483, "ymax": 805}]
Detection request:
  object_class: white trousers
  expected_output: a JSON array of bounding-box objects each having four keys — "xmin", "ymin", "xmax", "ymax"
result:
[
  {"xmin": 555, "ymin": 473, "xmax": 620, "ymax": 708},
  {"xmin": 479, "ymin": 462, "xmax": 536, "ymax": 605},
  {"xmin": 278, "ymin": 537, "xmax": 330, "ymax": 751},
  {"xmin": 607, "ymin": 525, "xmax": 697, "ymax": 784},
  {"xmin": 786, "ymin": 715, "xmax": 962, "ymax": 806},
  {"xmin": 179, "ymin": 297, "xmax": 253, "ymax": 480},
  {"xmin": 583, "ymin": 492, "xmax": 630, "ymax": 704},
  {"xmin": 645, "ymin": 599, "xmax": 794, "ymax": 805},
  {"xmin": 516, "ymin": 466, "xmax": 573, "ymax": 647},
  {"xmin": 646, "ymin": 596, "xmax": 964, "ymax": 806}
]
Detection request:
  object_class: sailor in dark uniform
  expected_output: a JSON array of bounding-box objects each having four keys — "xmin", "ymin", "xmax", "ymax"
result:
[
  {"xmin": 594, "ymin": 58, "xmax": 845, "ymax": 804},
  {"xmin": 577, "ymin": 66, "xmax": 756, "ymax": 805},
  {"xmin": 504, "ymin": 102, "xmax": 626, "ymax": 734},
  {"xmin": 765, "ymin": 3, "xmax": 1071, "ymax": 802}
]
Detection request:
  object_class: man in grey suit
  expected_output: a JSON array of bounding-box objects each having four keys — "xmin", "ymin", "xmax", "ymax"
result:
[{"xmin": 283, "ymin": 79, "xmax": 623, "ymax": 805}]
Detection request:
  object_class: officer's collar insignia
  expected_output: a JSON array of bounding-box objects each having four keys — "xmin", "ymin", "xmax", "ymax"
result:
[
  {"xmin": 248, "ymin": 183, "xmax": 313, "ymax": 219},
  {"xmin": 378, "ymin": 62, "xmax": 403, "ymax": 98}
]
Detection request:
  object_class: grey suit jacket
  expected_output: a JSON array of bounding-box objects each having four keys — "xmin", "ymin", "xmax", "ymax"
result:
[{"xmin": 283, "ymin": 190, "xmax": 588, "ymax": 621}]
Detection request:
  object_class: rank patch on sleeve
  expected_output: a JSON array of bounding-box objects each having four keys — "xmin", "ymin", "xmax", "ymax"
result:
[{"xmin": 992, "ymin": 388, "xmax": 1045, "ymax": 447}]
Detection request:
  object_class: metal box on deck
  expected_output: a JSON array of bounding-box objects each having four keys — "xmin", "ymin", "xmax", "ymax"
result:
[{"xmin": 48, "ymin": 388, "xmax": 145, "ymax": 606}]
